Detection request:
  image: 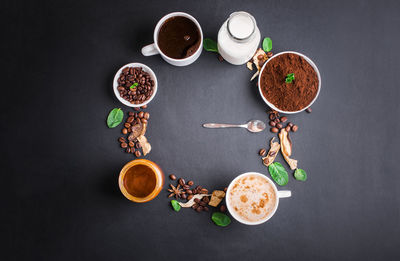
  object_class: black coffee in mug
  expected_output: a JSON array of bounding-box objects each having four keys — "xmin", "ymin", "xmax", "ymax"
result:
[{"xmin": 157, "ymin": 16, "xmax": 201, "ymax": 59}]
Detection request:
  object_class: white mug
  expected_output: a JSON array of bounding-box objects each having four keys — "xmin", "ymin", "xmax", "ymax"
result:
[
  {"xmin": 141, "ymin": 12, "xmax": 203, "ymax": 66},
  {"xmin": 225, "ymin": 172, "xmax": 291, "ymax": 225}
]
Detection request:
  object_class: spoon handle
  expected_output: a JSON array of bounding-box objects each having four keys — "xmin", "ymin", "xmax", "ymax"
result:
[{"xmin": 202, "ymin": 123, "xmax": 245, "ymax": 128}]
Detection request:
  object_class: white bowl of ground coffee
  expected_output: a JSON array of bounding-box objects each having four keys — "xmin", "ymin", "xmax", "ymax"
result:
[{"xmin": 258, "ymin": 51, "xmax": 321, "ymax": 114}]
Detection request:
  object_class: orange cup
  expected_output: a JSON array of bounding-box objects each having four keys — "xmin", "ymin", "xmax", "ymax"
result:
[{"xmin": 118, "ymin": 159, "xmax": 164, "ymax": 203}]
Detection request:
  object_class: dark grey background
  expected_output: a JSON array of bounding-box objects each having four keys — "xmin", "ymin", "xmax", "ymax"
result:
[{"xmin": 1, "ymin": 0, "xmax": 399, "ymax": 260}]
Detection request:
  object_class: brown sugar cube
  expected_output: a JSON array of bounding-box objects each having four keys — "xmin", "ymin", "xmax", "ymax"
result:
[{"xmin": 208, "ymin": 190, "xmax": 226, "ymax": 207}]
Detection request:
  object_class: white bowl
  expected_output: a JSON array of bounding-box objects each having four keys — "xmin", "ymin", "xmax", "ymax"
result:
[
  {"xmin": 113, "ymin": 63, "xmax": 158, "ymax": 107},
  {"xmin": 257, "ymin": 51, "xmax": 321, "ymax": 114}
]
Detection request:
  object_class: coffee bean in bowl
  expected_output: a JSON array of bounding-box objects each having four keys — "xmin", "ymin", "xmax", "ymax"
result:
[{"xmin": 113, "ymin": 63, "xmax": 158, "ymax": 107}]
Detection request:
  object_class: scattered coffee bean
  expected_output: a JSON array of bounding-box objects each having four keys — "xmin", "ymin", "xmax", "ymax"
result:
[
  {"xmin": 285, "ymin": 125, "xmax": 291, "ymax": 132},
  {"xmin": 220, "ymin": 205, "xmax": 227, "ymax": 212},
  {"xmin": 141, "ymin": 105, "xmax": 147, "ymax": 109},
  {"xmin": 186, "ymin": 189, "xmax": 193, "ymax": 194},
  {"xmin": 169, "ymin": 174, "xmax": 176, "ymax": 180},
  {"xmin": 204, "ymin": 206, "xmax": 209, "ymax": 212},
  {"xmin": 128, "ymin": 141, "xmax": 134, "ymax": 147},
  {"xmin": 144, "ymin": 112, "xmax": 150, "ymax": 120},
  {"xmin": 118, "ymin": 137, "xmax": 126, "ymax": 143},
  {"xmin": 194, "ymin": 198, "xmax": 200, "ymax": 204},
  {"xmin": 178, "ymin": 178, "xmax": 185, "ymax": 186},
  {"xmin": 280, "ymin": 116, "xmax": 288, "ymax": 122},
  {"xmin": 218, "ymin": 54, "xmax": 224, "ymax": 62},
  {"xmin": 276, "ymin": 123, "xmax": 283, "ymax": 129},
  {"xmin": 224, "ymin": 187, "xmax": 228, "ymax": 192},
  {"xmin": 259, "ymin": 148, "xmax": 267, "ymax": 157},
  {"xmin": 275, "ymin": 118, "xmax": 280, "ymax": 123},
  {"xmin": 269, "ymin": 121, "xmax": 276, "ymax": 127},
  {"xmin": 292, "ymin": 125, "xmax": 299, "ymax": 132},
  {"xmin": 141, "ymin": 118, "xmax": 148, "ymax": 123},
  {"xmin": 271, "ymin": 127, "xmax": 279, "ymax": 133},
  {"xmin": 183, "ymin": 185, "xmax": 190, "ymax": 190},
  {"xmin": 267, "ymin": 52, "xmax": 273, "ymax": 58},
  {"xmin": 135, "ymin": 150, "xmax": 141, "ymax": 157},
  {"xmin": 196, "ymin": 206, "xmax": 203, "ymax": 212},
  {"xmin": 127, "ymin": 116, "xmax": 134, "ymax": 123},
  {"xmin": 199, "ymin": 201, "xmax": 206, "ymax": 207},
  {"xmin": 192, "ymin": 203, "xmax": 199, "ymax": 209},
  {"xmin": 202, "ymin": 196, "xmax": 210, "ymax": 203},
  {"xmin": 306, "ymin": 107, "xmax": 312, "ymax": 113},
  {"xmin": 138, "ymin": 111, "xmax": 144, "ymax": 118},
  {"xmin": 134, "ymin": 107, "xmax": 140, "ymax": 111},
  {"xmin": 122, "ymin": 128, "xmax": 128, "ymax": 134},
  {"xmin": 200, "ymin": 188, "xmax": 208, "ymax": 194},
  {"xmin": 187, "ymin": 180, "xmax": 194, "ymax": 186},
  {"xmin": 269, "ymin": 114, "xmax": 275, "ymax": 121},
  {"xmin": 187, "ymin": 194, "xmax": 193, "ymax": 200},
  {"xmin": 128, "ymin": 112, "xmax": 134, "ymax": 116},
  {"xmin": 121, "ymin": 142, "xmax": 128, "ymax": 148},
  {"xmin": 288, "ymin": 122, "xmax": 294, "ymax": 127},
  {"xmin": 181, "ymin": 194, "xmax": 187, "ymax": 200}
]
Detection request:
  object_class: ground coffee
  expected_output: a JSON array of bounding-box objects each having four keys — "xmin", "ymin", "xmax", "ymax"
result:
[{"xmin": 260, "ymin": 53, "xmax": 319, "ymax": 111}]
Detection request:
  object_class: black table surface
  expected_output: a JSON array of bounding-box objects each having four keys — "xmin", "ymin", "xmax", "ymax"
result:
[{"xmin": 2, "ymin": 0, "xmax": 400, "ymax": 260}]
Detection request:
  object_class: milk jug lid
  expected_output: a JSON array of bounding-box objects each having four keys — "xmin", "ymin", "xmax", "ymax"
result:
[{"xmin": 227, "ymin": 12, "xmax": 256, "ymax": 41}]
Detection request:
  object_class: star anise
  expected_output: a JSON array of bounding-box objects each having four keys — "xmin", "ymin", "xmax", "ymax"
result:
[{"xmin": 167, "ymin": 184, "xmax": 185, "ymax": 198}]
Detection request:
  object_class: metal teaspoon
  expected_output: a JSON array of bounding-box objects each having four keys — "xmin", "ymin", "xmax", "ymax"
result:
[{"xmin": 202, "ymin": 120, "xmax": 266, "ymax": 133}]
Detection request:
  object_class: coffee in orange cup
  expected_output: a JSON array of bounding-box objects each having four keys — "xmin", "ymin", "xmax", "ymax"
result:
[{"xmin": 118, "ymin": 159, "xmax": 164, "ymax": 203}]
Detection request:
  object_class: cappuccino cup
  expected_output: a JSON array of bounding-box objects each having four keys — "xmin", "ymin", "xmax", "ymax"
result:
[
  {"xmin": 141, "ymin": 12, "xmax": 203, "ymax": 66},
  {"xmin": 226, "ymin": 172, "xmax": 291, "ymax": 225}
]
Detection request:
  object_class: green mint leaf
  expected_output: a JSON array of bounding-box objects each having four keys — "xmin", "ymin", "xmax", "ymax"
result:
[
  {"xmin": 171, "ymin": 200, "xmax": 181, "ymax": 212},
  {"xmin": 285, "ymin": 73, "xmax": 295, "ymax": 83},
  {"xmin": 294, "ymin": 168, "xmax": 307, "ymax": 181},
  {"xmin": 211, "ymin": 212, "xmax": 231, "ymax": 227},
  {"xmin": 203, "ymin": 38, "xmax": 218, "ymax": 52},
  {"xmin": 106, "ymin": 108, "xmax": 123, "ymax": 128},
  {"xmin": 268, "ymin": 162, "xmax": 289, "ymax": 186},
  {"xmin": 129, "ymin": 82, "xmax": 138, "ymax": 89},
  {"xmin": 262, "ymin": 37, "xmax": 272, "ymax": 52}
]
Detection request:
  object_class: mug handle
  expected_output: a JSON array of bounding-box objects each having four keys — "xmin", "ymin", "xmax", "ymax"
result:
[
  {"xmin": 141, "ymin": 43, "xmax": 159, "ymax": 56},
  {"xmin": 277, "ymin": 190, "xmax": 291, "ymax": 198}
]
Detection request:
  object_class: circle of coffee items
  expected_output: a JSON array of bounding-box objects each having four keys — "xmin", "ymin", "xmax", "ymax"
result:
[
  {"xmin": 261, "ymin": 108, "xmax": 312, "ymax": 155},
  {"xmin": 167, "ymin": 175, "xmax": 228, "ymax": 213},
  {"xmin": 118, "ymin": 105, "xmax": 150, "ymax": 157},
  {"xmin": 267, "ymin": 109, "xmax": 303, "ymax": 133}
]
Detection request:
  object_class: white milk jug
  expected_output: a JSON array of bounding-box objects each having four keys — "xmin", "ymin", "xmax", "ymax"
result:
[{"xmin": 217, "ymin": 11, "xmax": 261, "ymax": 65}]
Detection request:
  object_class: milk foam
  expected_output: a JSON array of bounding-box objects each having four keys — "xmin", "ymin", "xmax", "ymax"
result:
[{"xmin": 228, "ymin": 174, "xmax": 277, "ymax": 223}]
